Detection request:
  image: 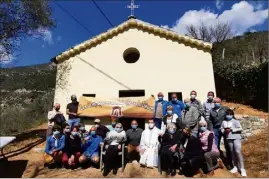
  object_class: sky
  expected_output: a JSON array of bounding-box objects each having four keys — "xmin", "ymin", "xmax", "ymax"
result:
[{"xmin": 1, "ymin": 0, "xmax": 268, "ymax": 67}]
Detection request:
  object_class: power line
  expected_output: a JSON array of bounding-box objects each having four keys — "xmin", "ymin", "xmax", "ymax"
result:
[
  {"xmin": 91, "ymin": 0, "xmax": 114, "ymax": 27},
  {"xmin": 54, "ymin": 2, "xmax": 95, "ymax": 36}
]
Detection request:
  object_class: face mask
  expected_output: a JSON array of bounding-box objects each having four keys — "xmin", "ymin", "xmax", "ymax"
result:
[
  {"xmin": 167, "ymin": 110, "xmax": 173, "ymax": 115},
  {"xmin": 172, "ymin": 98, "xmax": 177, "ymax": 102},
  {"xmin": 200, "ymin": 127, "xmax": 207, "ymax": 132},
  {"xmin": 79, "ymin": 127, "xmax": 85, "ymax": 131},
  {"xmin": 168, "ymin": 129, "xmax": 175, "ymax": 134},
  {"xmin": 91, "ymin": 131, "xmax": 96, "ymax": 135},
  {"xmin": 158, "ymin": 97, "xmax": 163, "ymax": 101},
  {"xmin": 53, "ymin": 131, "xmax": 60, "ymax": 136},
  {"xmin": 184, "ymin": 103, "xmax": 190, "ymax": 109},
  {"xmin": 190, "ymin": 95, "xmax": 196, "ymax": 99},
  {"xmin": 207, "ymin": 96, "xmax": 213, "ymax": 100},
  {"xmin": 71, "ymin": 131, "xmax": 78, "ymax": 137},
  {"xmin": 148, "ymin": 123, "xmax": 154, "ymax": 129},
  {"xmin": 131, "ymin": 125, "xmax": 137, "ymax": 129},
  {"xmin": 215, "ymin": 103, "xmax": 221, "ymax": 108},
  {"xmin": 95, "ymin": 124, "xmax": 99, "ymax": 128},
  {"xmin": 112, "ymin": 122, "xmax": 116, "ymax": 126},
  {"xmin": 55, "ymin": 107, "xmax": 60, "ymax": 111},
  {"xmin": 226, "ymin": 115, "xmax": 233, "ymax": 121},
  {"xmin": 64, "ymin": 129, "xmax": 70, "ymax": 133},
  {"xmin": 115, "ymin": 127, "xmax": 123, "ymax": 133}
]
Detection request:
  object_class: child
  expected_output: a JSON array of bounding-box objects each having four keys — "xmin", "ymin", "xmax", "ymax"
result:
[{"xmin": 220, "ymin": 109, "xmax": 247, "ymax": 177}]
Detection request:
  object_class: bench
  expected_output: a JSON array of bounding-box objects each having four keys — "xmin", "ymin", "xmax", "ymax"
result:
[{"xmin": 0, "ymin": 136, "xmax": 16, "ymax": 160}]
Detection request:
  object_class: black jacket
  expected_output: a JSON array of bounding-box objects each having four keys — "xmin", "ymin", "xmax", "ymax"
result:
[
  {"xmin": 64, "ymin": 135, "xmax": 82, "ymax": 157},
  {"xmin": 96, "ymin": 125, "xmax": 109, "ymax": 139},
  {"xmin": 183, "ymin": 135, "xmax": 203, "ymax": 159},
  {"xmin": 158, "ymin": 130, "xmax": 181, "ymax": 148}
]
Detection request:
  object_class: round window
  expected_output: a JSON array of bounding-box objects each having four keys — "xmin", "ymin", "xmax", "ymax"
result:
[{"xmin": 123, "ymin": 48, "xmax": 140, "ymax": 63}]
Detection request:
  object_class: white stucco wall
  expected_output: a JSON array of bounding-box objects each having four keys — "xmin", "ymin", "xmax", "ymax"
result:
[{"xmin": 54, "ymin": 28, "xmax": 216, "ymax": 124}]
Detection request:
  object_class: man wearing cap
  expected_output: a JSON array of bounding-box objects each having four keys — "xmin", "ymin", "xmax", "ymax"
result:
[
  {"xmin": 154, "ymin": 92, "xmax": 168, "ymax": 129},
  {"xmin": 94, "ymin": 118, "xmax": 109, "ymax": 139},
  {"xmin": 66, "ymin": 95, "xmax": 80, "ymax": 128}
]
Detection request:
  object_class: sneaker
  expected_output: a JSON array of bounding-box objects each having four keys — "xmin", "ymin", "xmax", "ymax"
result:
[
  {"xmin": 218, "ymin": 159, "xmax": 225, "ymax": 169},
  {"xmin": 240, "ymin": 169, "xmax": 247, "ymax": 177},
  {"xmin": 230, "ymin": 166, "xmax": 238, "ymax": 173}
]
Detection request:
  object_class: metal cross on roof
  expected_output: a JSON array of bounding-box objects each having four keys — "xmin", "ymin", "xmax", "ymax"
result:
[{"xmin": 126, "ymin": 0, "xmax": 139, "ymax": 17}]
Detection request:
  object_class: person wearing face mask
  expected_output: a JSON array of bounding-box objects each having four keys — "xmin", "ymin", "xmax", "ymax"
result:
[
  {"xmin": 66, "ymin": 95, "xmax": 80, "ymax": 128},
  {"xmin": 167, "ymin": 93, "xmax": 184, "ymax": 118},
  {"xmin": 44, "ymin": 127, "xmax": 65, "ymax": 167},
  {"xmin": 94, "ymin": 118, "xmax": 110, "ymax": 139},
  {"xmin": 202, "ymin": 91, "xmax": 215, "ymax": 129},
  {"xmin": 199, "ymin": 118, "xmax": 224, "ymax": 177},
  {"xmin": 126, "ymin": 120, "xmax": 143, "ymax": 162},
  {"xmin": 220, "ymin": 109, "xmax": 246, "ymax": 177},
  {"xmin": 78, "ymin": 125, "xmax": 88, "ymax": 138},
  {"xmin": 158, "ymin": 123, "xmax": 181, "ymax": 176},
  {"xmin": 62, "ymin": 126, "xmax": 82, "ymax": 169},
  {"xmin": 79, "ymin": 126, "xmax": 103, "ymax": 166},
  {"xmin": 179, "ymin": 98, "xmax": 200, "ymax": 137},
  {"xmin": 47, "ymin": 103, "xmax": 65, "ymax": 139},
  {"xmin": 139, "ymin": 119, "xmax": 161, "ymax": 168},
  {"xmin": 160, "ymin": 105, "xmax": 179, "ymax": 134},
  {"xmin": 189, "ymin": 90, "xmax": 203, "ymax": 116},
  {"xmin": 209, "ymin": 97, "xmax": 229, "ymax": 149},
  {"xmin": 107, "ymin": 117, "xmax": 117, "ymax": 131},
  {"xmin": 180, "ymin": 126, "xmax": 204, "ymax": 177},
  {"xmin": 154, "ymin": 92, "xmax": 169, "ymax": 129},
  {"xmin": 103, "ymin": 123, "xmax": 127, "ymax": 176}
]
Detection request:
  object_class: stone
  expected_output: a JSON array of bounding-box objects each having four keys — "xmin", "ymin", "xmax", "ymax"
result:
[
  {"xmin": 249, "ymin": 116, "xmax": 260, "ymax": 122},
  {"xmin": 252, "ymin": 126, "xmax": 259, "ymax": 130},
  {"xmin": 252, "ymin": 122, "xmax": 261, "ymax": 126},
  {"xmin": 235, "ymin": 114, "xmax": 244, "ymax": 120},
  {"xmin": 246, "ymin": 133, "xmax": 252, "ymax": 137},
  {"xmin": 258, "ymin": 125, "xmax": 265, "ymax": 129},
  {"xmin": 240, "ymin": 119, "xmax": 252, "ymax": 130},
  {"xmin": 252, "ymin": 129, "xmax": 263, "ymax": 135},
  {"xmin": 243, "ymin": 115, "xmax": 249, "ymax": 118}
]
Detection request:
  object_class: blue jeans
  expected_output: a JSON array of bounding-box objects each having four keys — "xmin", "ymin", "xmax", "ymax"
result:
[
  {"xmin": 213, "ymin": 128, "xmax": 222, "ymax": 150},
  {"xmin": 67, "ymin": 118, "xmax": 80, "ymax": 128},
  {"xmin": 154, "ymin": 118, "xmax": 162, "ymax": 129}
]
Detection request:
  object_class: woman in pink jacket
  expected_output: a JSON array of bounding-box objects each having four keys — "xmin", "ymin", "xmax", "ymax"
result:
[{"xmin": 199, "ymin": 118, "xmax": 224, "ymax": 177}]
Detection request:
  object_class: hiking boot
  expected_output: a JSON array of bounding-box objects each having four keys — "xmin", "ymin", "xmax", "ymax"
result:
[
  {"xmin": 103, "ymin": 167, "xmax": 109, "ymax": 177},
  {"xmin": 240, "ymin": 169, "xmax": 247, "ymax": 177},
  {"xmin": 170, "ymin": 169, "xmax": 176, "ymax": 176},
  {"xmin": 207, "ymin": 170, "xmax": 215, "ymax": 177},
  {"xmin": 218, "ymin": 159, "xmax": 225, "ymax": 169},
  {"xmin": 230, "ymin": 166, "xmax": 238, "ymax": 173}
]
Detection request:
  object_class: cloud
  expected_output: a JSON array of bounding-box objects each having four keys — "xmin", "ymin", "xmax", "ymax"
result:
[
  {"xmin": 38, "ymin": 28, "xmax": 54, "ymax": 45},
  {"xmin": 216, "ymin": 0, "xmax": 224, "ymax": 10},
  {"xmin": 56, "ymin": 36, "xmax": 62, "ymax": 42},
  {"xmin": 250, "ymin": 1, "xmax": 264, "ymax": 10},
  {"xmin": 163, "ymin": 1, "xmax": 268, "ymax": 36}
]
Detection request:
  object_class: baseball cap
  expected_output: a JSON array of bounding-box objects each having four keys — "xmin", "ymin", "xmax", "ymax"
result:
[{"xmin": 94, "ymin": 118, "xmax": 101, "ymax": 123}]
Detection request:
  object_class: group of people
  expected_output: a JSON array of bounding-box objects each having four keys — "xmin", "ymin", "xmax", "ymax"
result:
[{"xmin": 44, "ymin": 91, "xmax": 247, "ymax": 177}]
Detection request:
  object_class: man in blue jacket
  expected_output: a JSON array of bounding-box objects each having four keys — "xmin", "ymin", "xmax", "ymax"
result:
[
  {"xmin": 79, "ymin": 126, "xmax": 103, "ymax": 165},
  {"xmin": 153, "ymin": 92, "xmax": 168, "ymax": 129},
  {"xmin": 44, "ymin": 127, "xmax": 65, "ymax": 167},
  {"xmin": 168, "ymin": 93, "xmax": 184, "ymax": 118}
]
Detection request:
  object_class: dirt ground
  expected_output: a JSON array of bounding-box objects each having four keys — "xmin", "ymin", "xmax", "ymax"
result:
[{"xmin": 0, "ymin": 102, "xmax": 268, "ymax": 178}]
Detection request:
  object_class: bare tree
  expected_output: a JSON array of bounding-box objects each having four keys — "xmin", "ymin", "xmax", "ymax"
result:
[{"xmin": 185, "ymin": 20, "xmax": 233, "ymax": 43}]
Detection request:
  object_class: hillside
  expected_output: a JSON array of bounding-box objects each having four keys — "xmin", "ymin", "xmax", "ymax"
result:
[{"xmin": 0, "ymin": 31, "xmax": 268, "ymax": 135}]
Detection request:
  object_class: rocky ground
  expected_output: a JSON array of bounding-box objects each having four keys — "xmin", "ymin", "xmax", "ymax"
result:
[{"xmin": 0, "ymin": 102, "xmax": 268, "ymax": 178}]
